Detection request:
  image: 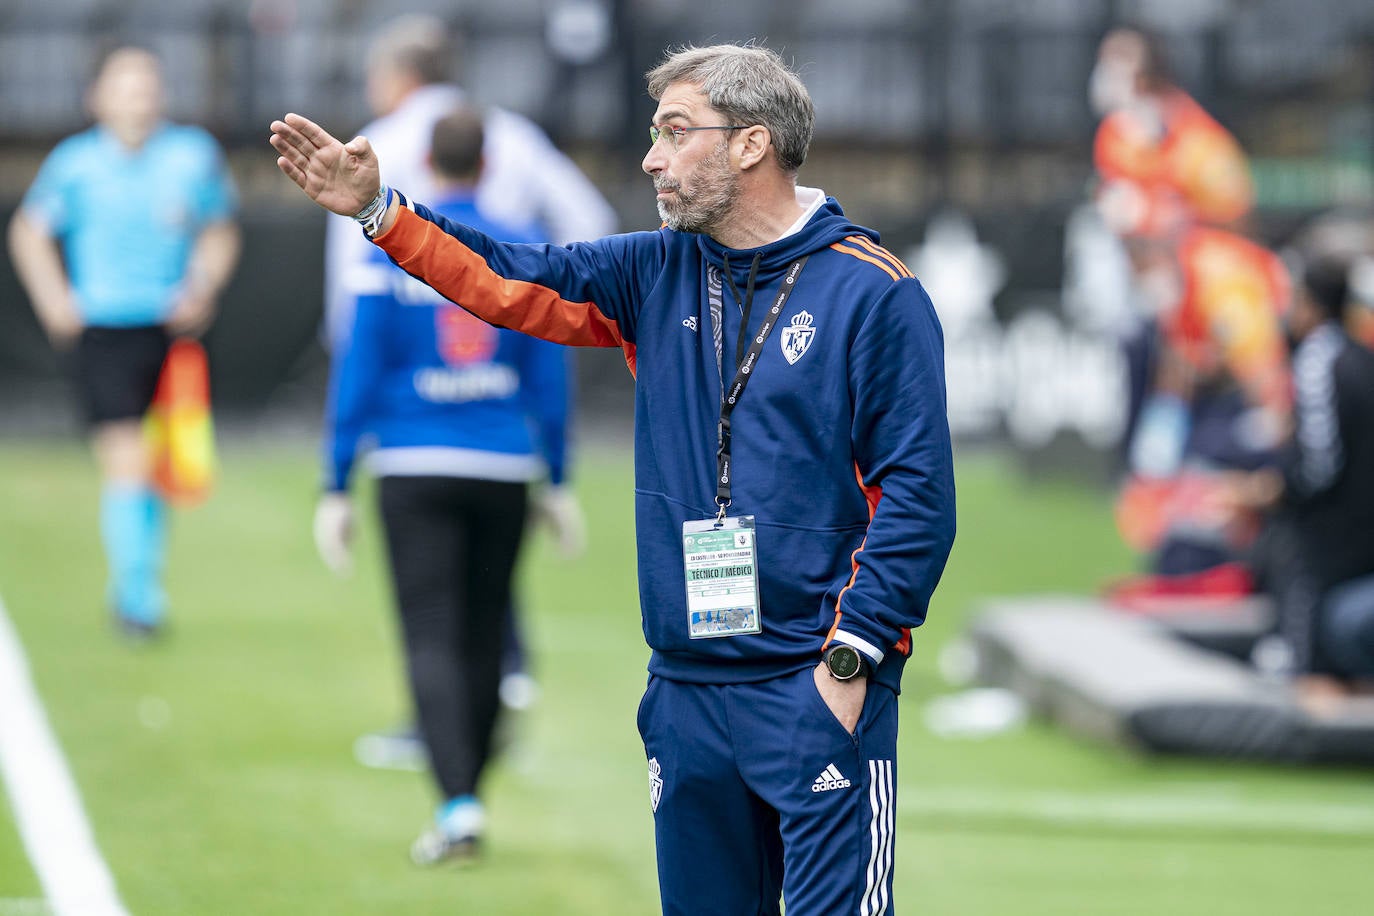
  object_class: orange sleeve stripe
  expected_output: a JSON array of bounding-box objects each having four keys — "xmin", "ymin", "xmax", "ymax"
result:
[
  {"xmin": 824, "ymin": 463, "xmax": 903, "ymax": 654},
  {"xmin": 829, "ymin": 242, "xmax": 902, "ymax": 283},
  {"xmin": 894, "ymin": 627, "xmax": 912, "ymax": 656},
  {"xmin": 823, "ymin": 537, "xmax": 868, "ymax": 650},
  {"xmin": 848, "ymin": 235, "xmax": 914, "ymax": 278},
  {"xmin": 374, "ymin": 206, "xmax": 626, "ymax": 349}
]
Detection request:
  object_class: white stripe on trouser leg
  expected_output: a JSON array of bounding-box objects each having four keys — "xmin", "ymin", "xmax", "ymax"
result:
[
  {"xmin": 862, "ymin": 760, "xmax": 894, "ymax": 916},
  {"xmin": 862, "ymin": 761, "xmax": 882, "ymax": 914},
  {"xmin": 878, "ymin": 760, "xmax": 894, "ymax": 914}
]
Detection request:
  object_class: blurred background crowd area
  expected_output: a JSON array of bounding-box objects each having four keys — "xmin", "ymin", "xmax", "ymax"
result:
[{"xmin": 1, "ymin": 0, "xmax": 1373, "ymax": 432}]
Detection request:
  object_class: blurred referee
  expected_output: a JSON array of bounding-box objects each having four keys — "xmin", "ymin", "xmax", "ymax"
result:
[{"xmin": 7, "ymin": 46, "xmax": 240, "ymax": 638}]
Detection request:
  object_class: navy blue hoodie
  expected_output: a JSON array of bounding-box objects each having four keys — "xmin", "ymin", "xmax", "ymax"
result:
[{"xmin": 373, "ymin": 190, "xmax": 955, "ymax": 694}]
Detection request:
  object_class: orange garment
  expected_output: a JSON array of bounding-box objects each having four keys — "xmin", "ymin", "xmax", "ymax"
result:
[
  {"xmin": 1167, "ymin": 226, "xmax": 1292, "ymax": 414},
  {"xmin": 1095, "ymin": 89, "xmax": 1253, "ymax": 234},
  {"xmin": 1351, "ymin": 306, "xmax": 1374, "ymax": 352}
]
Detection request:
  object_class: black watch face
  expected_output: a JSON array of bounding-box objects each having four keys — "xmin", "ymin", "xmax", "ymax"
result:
[{"xmin": 828, "ymin": 646, "xmax": 861, "ymax": 679}]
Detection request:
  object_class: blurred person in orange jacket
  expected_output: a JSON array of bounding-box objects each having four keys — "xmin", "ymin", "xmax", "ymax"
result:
[
  {"xmin": 1091, "ymin": 25, "xmax": 1254, "ymax": 236},
  {"xmin": 1090, "ymin": 27, "xmax": 1293, "ymax": 578}
]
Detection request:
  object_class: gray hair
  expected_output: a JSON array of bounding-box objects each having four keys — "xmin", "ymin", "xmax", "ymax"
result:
[
  {"xmin": 368, "ymin": 14, "xmax": 454, "ymax": 85},
  {"xmin": 646, "ymin": 44, "xmax": 814, "ymax": 174}
]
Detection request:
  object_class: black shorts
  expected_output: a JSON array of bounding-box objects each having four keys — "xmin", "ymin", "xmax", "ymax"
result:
[{"xmin": 73, "ymin": 325, "xmax": 170, "ymax": 425}]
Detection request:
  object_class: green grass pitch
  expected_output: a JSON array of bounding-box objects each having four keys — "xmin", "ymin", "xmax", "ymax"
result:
[{"xmin": 1, "ymin": 440, "xmax": 1371, "ymax": 915}]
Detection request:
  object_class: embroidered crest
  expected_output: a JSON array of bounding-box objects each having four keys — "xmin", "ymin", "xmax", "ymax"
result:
[
  {"xmin": 780, "ymin": 310, "xmax": 816, "ymax": 365},
  {"xmin": 648, "ymin": 757, "xmax": 663, "ymax": 812}
]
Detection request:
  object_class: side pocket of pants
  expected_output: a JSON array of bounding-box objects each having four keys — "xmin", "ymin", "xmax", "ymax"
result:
[{"xmin": 636, "ymin": 674, "xmax": 658, "ymax": 740}]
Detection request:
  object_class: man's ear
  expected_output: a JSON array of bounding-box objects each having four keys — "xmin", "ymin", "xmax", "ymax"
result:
[{"xmin": 735, "ymin": 125, "xmax": 771, "ymax": 171}]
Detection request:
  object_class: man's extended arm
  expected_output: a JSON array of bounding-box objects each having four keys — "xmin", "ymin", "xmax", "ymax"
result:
[{"xmin": 271, "ymin": 113, "xmax": 645, "ymax": 349}]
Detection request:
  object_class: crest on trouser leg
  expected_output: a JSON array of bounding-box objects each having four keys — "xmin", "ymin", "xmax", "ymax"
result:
[{"xmin": 648, "ymin": 757, "xmax": 663, "ymax": 812}]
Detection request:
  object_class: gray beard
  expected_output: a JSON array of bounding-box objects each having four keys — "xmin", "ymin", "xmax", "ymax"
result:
[
  {"xmin": 658, "ymin": 199, "xmax": 726, "ymax": 235},
  {"xmin": 656, "ymin": 144, "xmax": 737, "ymax": 234}
]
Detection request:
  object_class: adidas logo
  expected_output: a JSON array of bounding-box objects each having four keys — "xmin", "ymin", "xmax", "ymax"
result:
[{"xmin": 811, "ymin": 763, "xmax": 851, "ymax": 793}]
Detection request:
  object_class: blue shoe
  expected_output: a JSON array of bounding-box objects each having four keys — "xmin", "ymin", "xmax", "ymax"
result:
[{"xmin": 410, "ymin": 796, "xmax": 485, "ymax": 866}]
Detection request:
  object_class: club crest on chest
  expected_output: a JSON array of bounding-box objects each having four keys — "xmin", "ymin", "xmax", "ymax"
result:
[{"xmin": 780, "ymin": 310, "xmax": 816, "ymax": 365}]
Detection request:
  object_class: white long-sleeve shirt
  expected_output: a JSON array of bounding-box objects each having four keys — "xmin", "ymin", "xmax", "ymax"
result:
[{"xmin": 324, "ymin": 84, "xmax": 618, "ymax": 344}]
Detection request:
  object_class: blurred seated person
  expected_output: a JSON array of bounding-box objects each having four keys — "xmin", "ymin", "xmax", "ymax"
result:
[
  {"xmin": 1112, "ymin": 217, "xmax": 1291, "ymax": 577},
  {"xmin": 1228, "ymin": 258, "xmax": 1374, "ymax": 697}
]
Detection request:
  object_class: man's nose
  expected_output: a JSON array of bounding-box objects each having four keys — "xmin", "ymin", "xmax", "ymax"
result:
[{"xmin": 642, "ymin": 141, "xmax": 668, "ymax": 176}]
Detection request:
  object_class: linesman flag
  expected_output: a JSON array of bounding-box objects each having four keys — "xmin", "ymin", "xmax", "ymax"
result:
[{"xmin": 145, "ymin": 338, "xmax": 216, "ymax": 505}]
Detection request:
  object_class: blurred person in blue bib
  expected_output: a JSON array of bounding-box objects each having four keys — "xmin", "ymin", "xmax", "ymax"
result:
[
  {"xmin": 324, "ymin": 12, "xmax": 614, "ymax": 734},
  {"xmin": 313, "ymin": 103, "xmax": 584, "ymax": 865},
  {"xmin": 7, "ymin": 46, "xmax": 240, "ymax": 639}
]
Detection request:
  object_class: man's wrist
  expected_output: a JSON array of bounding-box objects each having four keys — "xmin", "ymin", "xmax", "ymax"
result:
[
  {"xmin": 822, "ymin": 644, "xmax": 872, "ymax": 682},
  {"xmin": 830, "ymin": 631, "xmax": 885, "ymax": 670},
  {"xmin": 354, "ymin": 183, "xmax": 392, "ymax": 238}
]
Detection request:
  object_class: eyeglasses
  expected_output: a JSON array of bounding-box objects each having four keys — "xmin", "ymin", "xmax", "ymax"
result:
[{"xmin": 648, "ymin": 124, "xmax": 749, "ymax": 150}]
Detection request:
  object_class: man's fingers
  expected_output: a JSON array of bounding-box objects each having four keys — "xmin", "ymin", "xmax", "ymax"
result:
[
  {"xmin": 276, "ymin": 156, "xmax": 308, "ymax": 189},
  {"xmin": 270, "ymin": 134, "xmax": 312, "ymax": 173},
  {"xmin": 270, "ymin": 122, "xmax": 320, "ymax": 161},
  {"xmin": 343, "ymin": 135, "xmax": 372, "ymax": 159},
  {"xmin": 284, "ymin": 112, "xmax": 334, "ymax": 150},
  {"xmin": 269, "ymin": 119, "xmax": 308, "ymax": 151}
]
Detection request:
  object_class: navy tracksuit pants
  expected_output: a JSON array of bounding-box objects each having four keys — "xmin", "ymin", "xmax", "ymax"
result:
[{"xmin": 637, "ymin": 667, "xmax": 900, "ymax": 915}]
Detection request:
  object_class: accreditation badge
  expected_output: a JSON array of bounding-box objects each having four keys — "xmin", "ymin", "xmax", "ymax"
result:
[{"xmin": 682, "ymin": 516, "xmax": 762, "ymax": 639}]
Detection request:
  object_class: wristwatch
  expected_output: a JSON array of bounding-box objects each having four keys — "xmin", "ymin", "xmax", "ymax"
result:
[{"xmin": 823, "ymin": 644, "xmax": 871, "ymax": 682}]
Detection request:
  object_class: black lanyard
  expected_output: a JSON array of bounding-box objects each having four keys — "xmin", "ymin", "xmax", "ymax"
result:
[{"xmin": 714, "ymin": 255, "xmax": 809, "ymax": 519}]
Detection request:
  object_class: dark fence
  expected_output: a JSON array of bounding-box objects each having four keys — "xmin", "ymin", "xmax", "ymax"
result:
[{"xmin": 1, "ymin": 0, "xmax": 1372, "ymax": 424}]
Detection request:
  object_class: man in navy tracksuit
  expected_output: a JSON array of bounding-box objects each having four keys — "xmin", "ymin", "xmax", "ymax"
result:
[{"xmin": 273, "ymin": 42, "xmax": 956, "ymax": 915}]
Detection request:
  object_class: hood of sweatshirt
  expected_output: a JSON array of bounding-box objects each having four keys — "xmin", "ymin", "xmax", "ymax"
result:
[{"xmin": 695, "ymin": 191, "xmax": 879, "ymax": 287}]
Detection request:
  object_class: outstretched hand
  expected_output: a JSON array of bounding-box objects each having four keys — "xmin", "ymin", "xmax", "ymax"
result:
[{"xmin": 270, "ymin": 113, "xmax": 380, "ymax": 217}]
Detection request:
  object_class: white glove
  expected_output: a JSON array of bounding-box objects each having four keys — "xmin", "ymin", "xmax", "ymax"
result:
[
  {"xmin": 313, "ymin": 491, "xmax": 354, "ymax": 576},
  {"xmin": 535, "ymin": 485, "xmax": 586, "ymax": 559}
]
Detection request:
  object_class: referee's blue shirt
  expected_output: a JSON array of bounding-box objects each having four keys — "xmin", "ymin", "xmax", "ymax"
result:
[{"xmin": 21, "ymin": 122, "xmax": 238, "ymax": 327}]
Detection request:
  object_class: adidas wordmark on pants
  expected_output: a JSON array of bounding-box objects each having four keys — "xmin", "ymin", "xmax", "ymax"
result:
[{"xmin": 811, "ymin": 763, "xmax": 851, "ymax": 792}]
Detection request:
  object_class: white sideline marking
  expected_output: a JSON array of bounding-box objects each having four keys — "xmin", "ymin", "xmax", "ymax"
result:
[
  {"xmin": 903, "ymin": 787, "xmax": 1374, "ymax": 837},
  {"xmin": 0, "ymin": 595, "xmax": 130, "ymax": 916}
]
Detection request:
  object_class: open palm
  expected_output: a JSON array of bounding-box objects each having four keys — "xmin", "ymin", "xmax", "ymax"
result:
[{"xmin": 270, "ymin": 113, "xmax": 380, "ymax": 217}]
